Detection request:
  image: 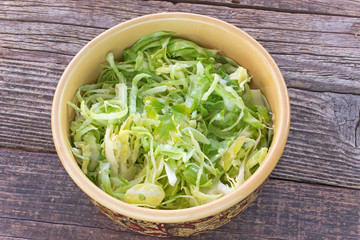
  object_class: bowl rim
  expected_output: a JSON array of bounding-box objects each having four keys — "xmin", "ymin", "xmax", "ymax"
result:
[{"xmin": 51, "ymin": 12, "xmax": 290, "ymax": 223}]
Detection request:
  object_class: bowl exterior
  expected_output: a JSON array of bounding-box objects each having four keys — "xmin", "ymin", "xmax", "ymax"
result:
[
  {"xmin": 92, "ymin": 179, "xmax": 268, "ymax": 237},
  {"xmin": 52, "ymin": 12, "xmax": 290, "ymax": 235}
]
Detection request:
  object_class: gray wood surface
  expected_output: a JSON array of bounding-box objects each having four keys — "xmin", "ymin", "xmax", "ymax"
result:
[
  {"xmin": 1, "ymin": 148, "xmax": 359, "ymax": 239},
  {"xmin": 178, "ymin": 0, "xmax": 360, "ymax": 17},
  {"xmin": 1, "ymin": 0, "xmax": 359, "ymax": 239}
]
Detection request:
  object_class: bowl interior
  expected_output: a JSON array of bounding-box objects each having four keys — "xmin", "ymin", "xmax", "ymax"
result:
[{"xmin": 52, "ymin": 13, "xmax": 290, "ymax": 223}]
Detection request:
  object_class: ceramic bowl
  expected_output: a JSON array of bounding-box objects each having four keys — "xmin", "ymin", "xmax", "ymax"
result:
[{"xmin": 52, "ymin": 12, "xmax": 290, "ymax": 237}]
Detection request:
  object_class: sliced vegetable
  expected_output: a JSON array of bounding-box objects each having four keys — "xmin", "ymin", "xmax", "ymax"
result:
[{"xmin": 68, "ymin": 31, "xmax": 273, "ymax": 209}]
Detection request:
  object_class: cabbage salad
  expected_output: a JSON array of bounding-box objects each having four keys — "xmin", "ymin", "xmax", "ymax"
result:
[{"xmin": 69, "ymin": 32, "xmax": 273, "ymax": 209}]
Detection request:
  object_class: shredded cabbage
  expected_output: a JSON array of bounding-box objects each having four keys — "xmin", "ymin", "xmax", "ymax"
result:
[{"xmin": 68, "ymin": 32, "xmax": 273, "ymax": 209}]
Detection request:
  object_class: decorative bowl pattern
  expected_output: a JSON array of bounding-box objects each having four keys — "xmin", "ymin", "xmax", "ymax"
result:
[{"xmin": 92, "ymin": 178, "xmax": 268, "ymax": 237}]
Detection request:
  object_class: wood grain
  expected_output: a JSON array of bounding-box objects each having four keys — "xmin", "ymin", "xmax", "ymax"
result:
[
  {"xmin": 1, "ymin": 1, "xmax": 360, "ymax": 239},
  {"xmin": 0, "ymin": 0, "xmax": 359, "ymax": 189},
  {"xmin": 167, "ymin": 0, "xmax": 360, "ymax": 17},
  {"xmin": 273, "ymin": 89, "xmax": 360, "ymax": 189},
  {"xmin": 0, "ymin": 148, "xmax": 359, "ymax": 240},
  {"xmin": 1, "ymin": 0, "xmax": 359, "ymax": 93},
  {"xmin": 1, "ymin": 84, "xmax": 360, "ymax": 188}
]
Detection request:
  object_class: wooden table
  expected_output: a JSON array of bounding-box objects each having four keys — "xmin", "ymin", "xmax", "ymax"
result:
[{"xmin": 1, "ymin": 1, "xmax": 359, "ymax": 239}]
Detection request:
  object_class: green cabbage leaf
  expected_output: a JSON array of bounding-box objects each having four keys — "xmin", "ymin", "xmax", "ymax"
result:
[{"xmin": 68, "ymin": 32, "xmax": 273, "ymax": 209}]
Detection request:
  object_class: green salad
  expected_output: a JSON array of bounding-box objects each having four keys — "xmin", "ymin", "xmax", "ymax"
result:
[{"xmin": 68, "ymin": 32, "xmax": 273, "ymax": 209}]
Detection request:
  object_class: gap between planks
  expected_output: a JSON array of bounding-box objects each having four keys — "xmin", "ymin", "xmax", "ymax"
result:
[
  {"xmin": 0, "ymin": 145, "xmax": 358, "ymax": 190},
  {"xmin": 152, "ymin": 0, "xmax": 360, "ymax": 18}
]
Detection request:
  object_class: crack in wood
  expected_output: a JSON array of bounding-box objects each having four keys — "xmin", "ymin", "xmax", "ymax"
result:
[
  {"xmin": 331, "ymin": 93, "xmax": 360, "ymax": 148},
  {"xmin": 287, "ymin": 87, "xmax": 360, "ymax": 96},
  {"xmin": 1, "ymin": 45, "xmax": 74, "ymax": 57},
  {"xmin": 355, "ymin": 112, "xmax": 360, "ymax": 148},
  {"xmin": 150, "ymin": 0, "xmax": 360, "ymax": 19},
  {"xmin": 0, "ymin": 216, "xmax": 124, "ymax": 233},
  {"xmin": 269, "ymin": 175, "xmax": 359, "ymax": 190},
  {"xmin": 0, "ymin": 17, "xmax": 108, "ymax": 31},
  {"xmin": 0, "ymin": 234, "xmax": 34, "ymax": 240}
]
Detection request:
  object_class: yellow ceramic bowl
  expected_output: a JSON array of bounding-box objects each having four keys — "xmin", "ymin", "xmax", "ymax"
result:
[{"xmin": 52, "ymin": 12, "xmax": 290, "ymax": 237}]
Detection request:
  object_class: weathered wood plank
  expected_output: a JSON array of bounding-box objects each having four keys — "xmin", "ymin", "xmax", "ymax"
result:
[
  {"xmin": 0, "ymin": 237, "xmax": 30, "ymax": 240},
  {"xmin": 1, "ymin": 82, "xmax": 360, "ymax": 188},
  {"xmin": 273, "ymin": 89, "xmax": 360, "ymax": 189},
  {"xmin": 0, "ymin": 219, "xmax": 133, "ymax": 240},
  {"xmin": 1, "ymin": 1, "xmax": 359, "ymax": 93},
  {"xmin": 168, "ymin": 0, "xmax": 360, "ymax": 18},
  {"xmin": 0, "ymin": 148, "xmax": 359, "ymax": 239},
  {"xmin": 1, "ymin": 1, "xmax": 359, "ymax": 239},
  {"xmin": 1, "ymin": 1, "xmax": 360, "ymax": 186}
]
